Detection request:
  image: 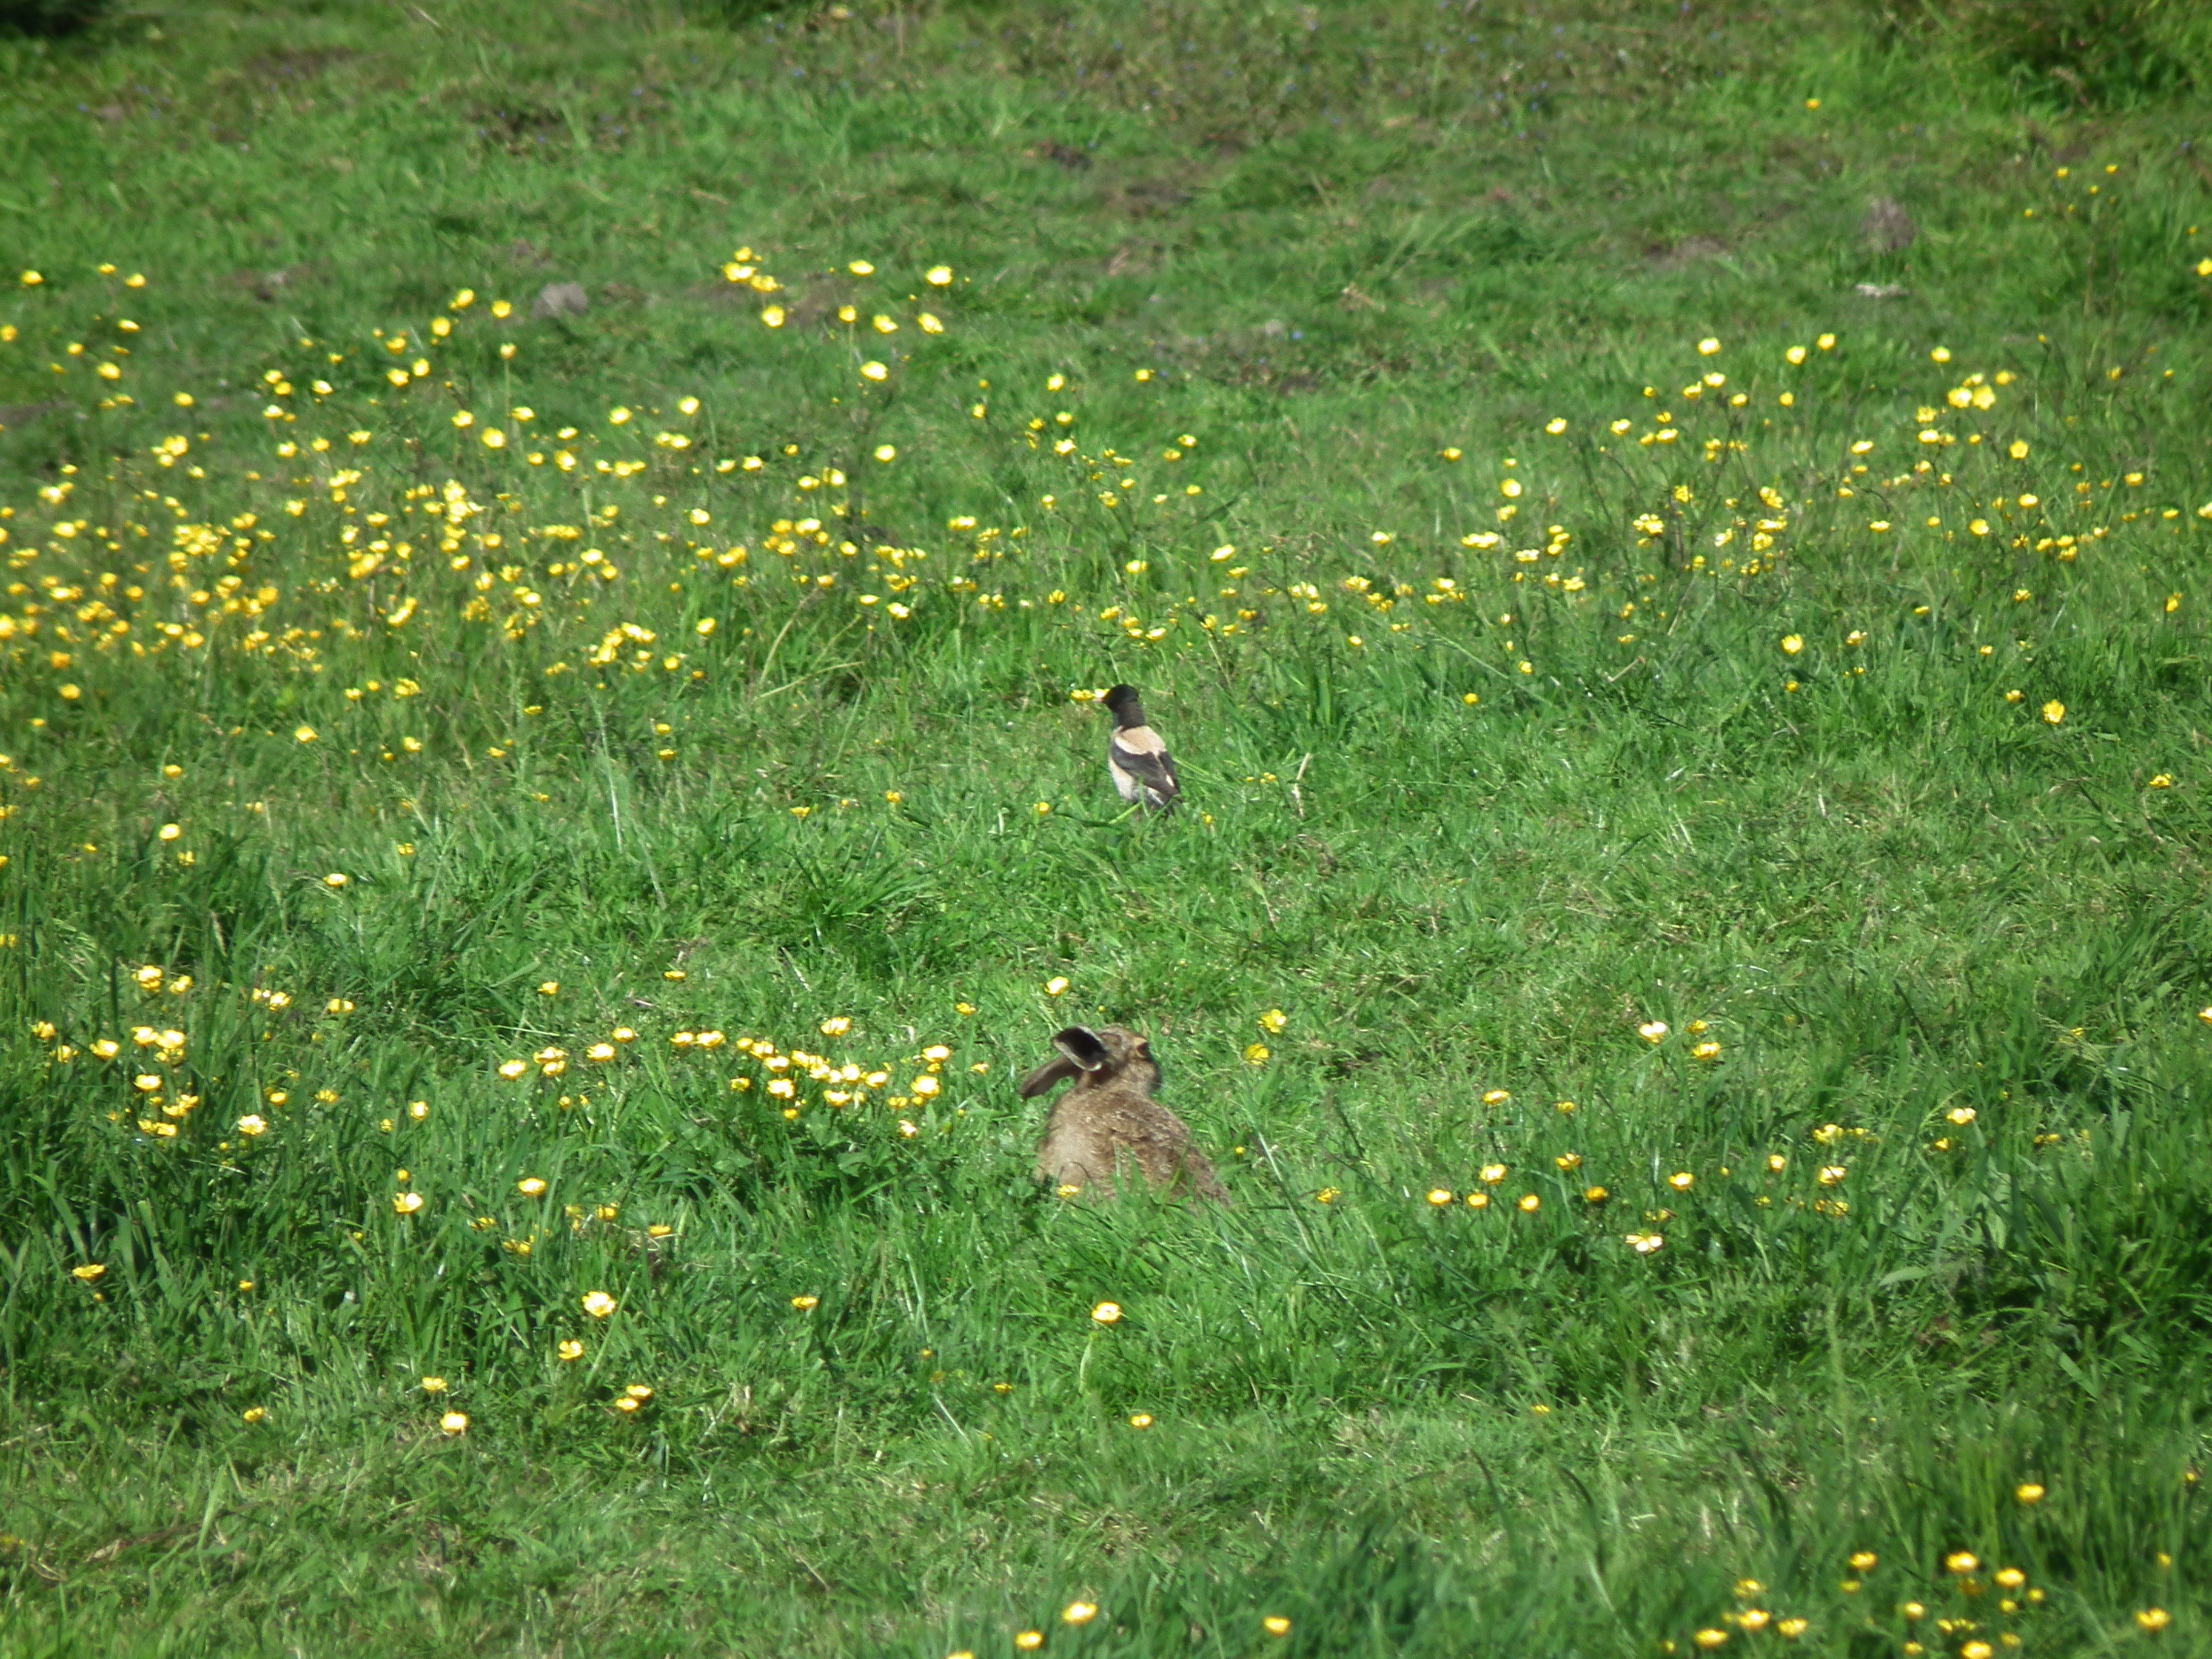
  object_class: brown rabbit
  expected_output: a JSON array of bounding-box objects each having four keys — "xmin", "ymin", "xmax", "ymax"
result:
[{"xmin": 1019, "ymin": 1025, "xmax": 1227, "ymax": 1203}]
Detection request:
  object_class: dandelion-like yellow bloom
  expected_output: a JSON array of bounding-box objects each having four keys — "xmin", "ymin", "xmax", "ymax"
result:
[
  {"xmin": 2042, "ymin": 700, "xmax": 2065, "ymax": 725},
  {"xmin": 72, "ymin": 1262, "xmax": 107, "ymax": 1281},
  {"xmin": 557, "ymin": 1339, "xmax": 584, "ymax": 1361},
  {"xmin": 1945, "ymin": 1552, "xmax": 1979, "ymax": 1575},
  {"xmin": 1258, "ymin": 1008, "xmax": 1288, "ymax": 1034},
  {"xmin": 236, "ymin": 1114, "xmax": 267, "ymax": 1136},
  {"xmin": 440, "ymin": 1411, "xmax": 469, "ymax": 1436},
  {"xmin": 1062, "ymin": 1603, "xmax": 1098, "ymax": 1626},
  {"xmin": 1638, "ymin": 1021, "xmax": 1669, "ymax": 1043},
  {"xmin": 1091, "ymin": 1301, "xmax": 1122, "ymax": 1325},
  {"xmin": 1817, "ymin": 1165, "xmax": 1848, "ymax": 1186},
  {"xmin": 791, "ymin": 1295, "xmax": 819, "ymax": 1311},
  {"xmin": 1044, "ymin": 977, "xmax": 1070, "ymax": 997},
  {"xmin": 1244, "ymin": 1043, "xmax": 1270, "ymax": 1065},
  {"xmin": 295, "ymin": 725, "xmax": 317, "ymax": 743},
  {"xmin": 1517, "ymin": 1193, "xmax": 1540, "ymax": 1213},
  {"xmin": 243, "ymin": 1406, "xmax": 267, "ymax": 1424},
  {"xmin": 926, "ymin": 265, "xmax": 953, "ymax": 286},
  {"xmin": 323, "ymin": 873, "xmax": 348, "ymax": 889},
  {"xmin": 1693, "ymin": 1629, "xmax": 1729, "ymax": 1649},
  {"xmin": 582, "ymin": 1290, "xmax": 617, "ymax": 1318},
  {"xmin": 1697, "ymin": 337, "xmax": 1721, "ymax": 356},
  {"xmin": 2136, "ymin": 1609, "xmax": 2170, "ymax": 1632},
  {"xmin": 1848, "ymin": 1551, "xmax": 1877, "ymax": 1571},
  {"xmin": 860, "ymin": 361, "xmax": 888, "ymax": 383},
  {"xmin": 1127, "ymin": 1413, "xmax": 1153, "ymax": 1429},
  {"xmin": 421, "ymin": 1376, "xmax": 447, "ymax": 1394},
  {"xmin": 2015, "ymin": 1483, "xmax": 2045, "ymax": 1504},
  {"xmin": 394, "ymin": 1191, "xmax": 423, "ymax": 1215},
  {"xmin": 1014, "ymin": 1634, "xmax": 1043, "ymax": 1652},
  {"xmin": 1426, "ymin": 1188, "xmax": 1454, "ymax": 1207}
]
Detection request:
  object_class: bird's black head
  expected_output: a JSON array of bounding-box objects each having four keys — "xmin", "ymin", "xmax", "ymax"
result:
[{"xmin": 1103, "ymin": 684, "xmax": 1144, "ymax": 723}]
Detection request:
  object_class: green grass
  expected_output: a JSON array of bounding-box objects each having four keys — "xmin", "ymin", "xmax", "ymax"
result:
[{"xmin": 4, "ymin": 0, "xmax": 2212, "ymax": 1653}]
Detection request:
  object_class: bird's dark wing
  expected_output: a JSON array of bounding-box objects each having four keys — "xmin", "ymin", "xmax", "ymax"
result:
[{"xmin": 1110, "ymin": 732, "xmax": 1179, "ymax": 805}]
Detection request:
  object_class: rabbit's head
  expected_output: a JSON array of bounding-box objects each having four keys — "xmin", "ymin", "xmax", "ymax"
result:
[{"xmin": 1018, "ymin": 1025, "xmax": 1160, "ymax": 1099}]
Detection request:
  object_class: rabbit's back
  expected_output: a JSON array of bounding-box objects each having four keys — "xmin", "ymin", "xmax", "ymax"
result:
[{"xmin": 1037, "ymin": 1090, "xmax": 1226, "ymax": 1202}]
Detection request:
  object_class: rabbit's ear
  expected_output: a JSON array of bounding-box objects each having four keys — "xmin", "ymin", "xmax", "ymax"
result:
[
  {"xmin": 1053, "ymin": 1027, "xmax": 1112, "ymax": 1072},
  {"xmin": 1019, "ymin": 1053, "xmax": 1079, "ymax": 1099}
]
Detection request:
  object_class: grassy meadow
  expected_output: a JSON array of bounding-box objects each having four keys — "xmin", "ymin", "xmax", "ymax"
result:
[{"xmin": 4, "ymin": 0, "xmax": 2212, "ymax": 1652}]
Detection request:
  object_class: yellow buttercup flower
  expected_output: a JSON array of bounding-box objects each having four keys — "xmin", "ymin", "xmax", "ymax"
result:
[{"xmin": 581, "ymin": 1290, "xmax": 617, "ymax": 1318}]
